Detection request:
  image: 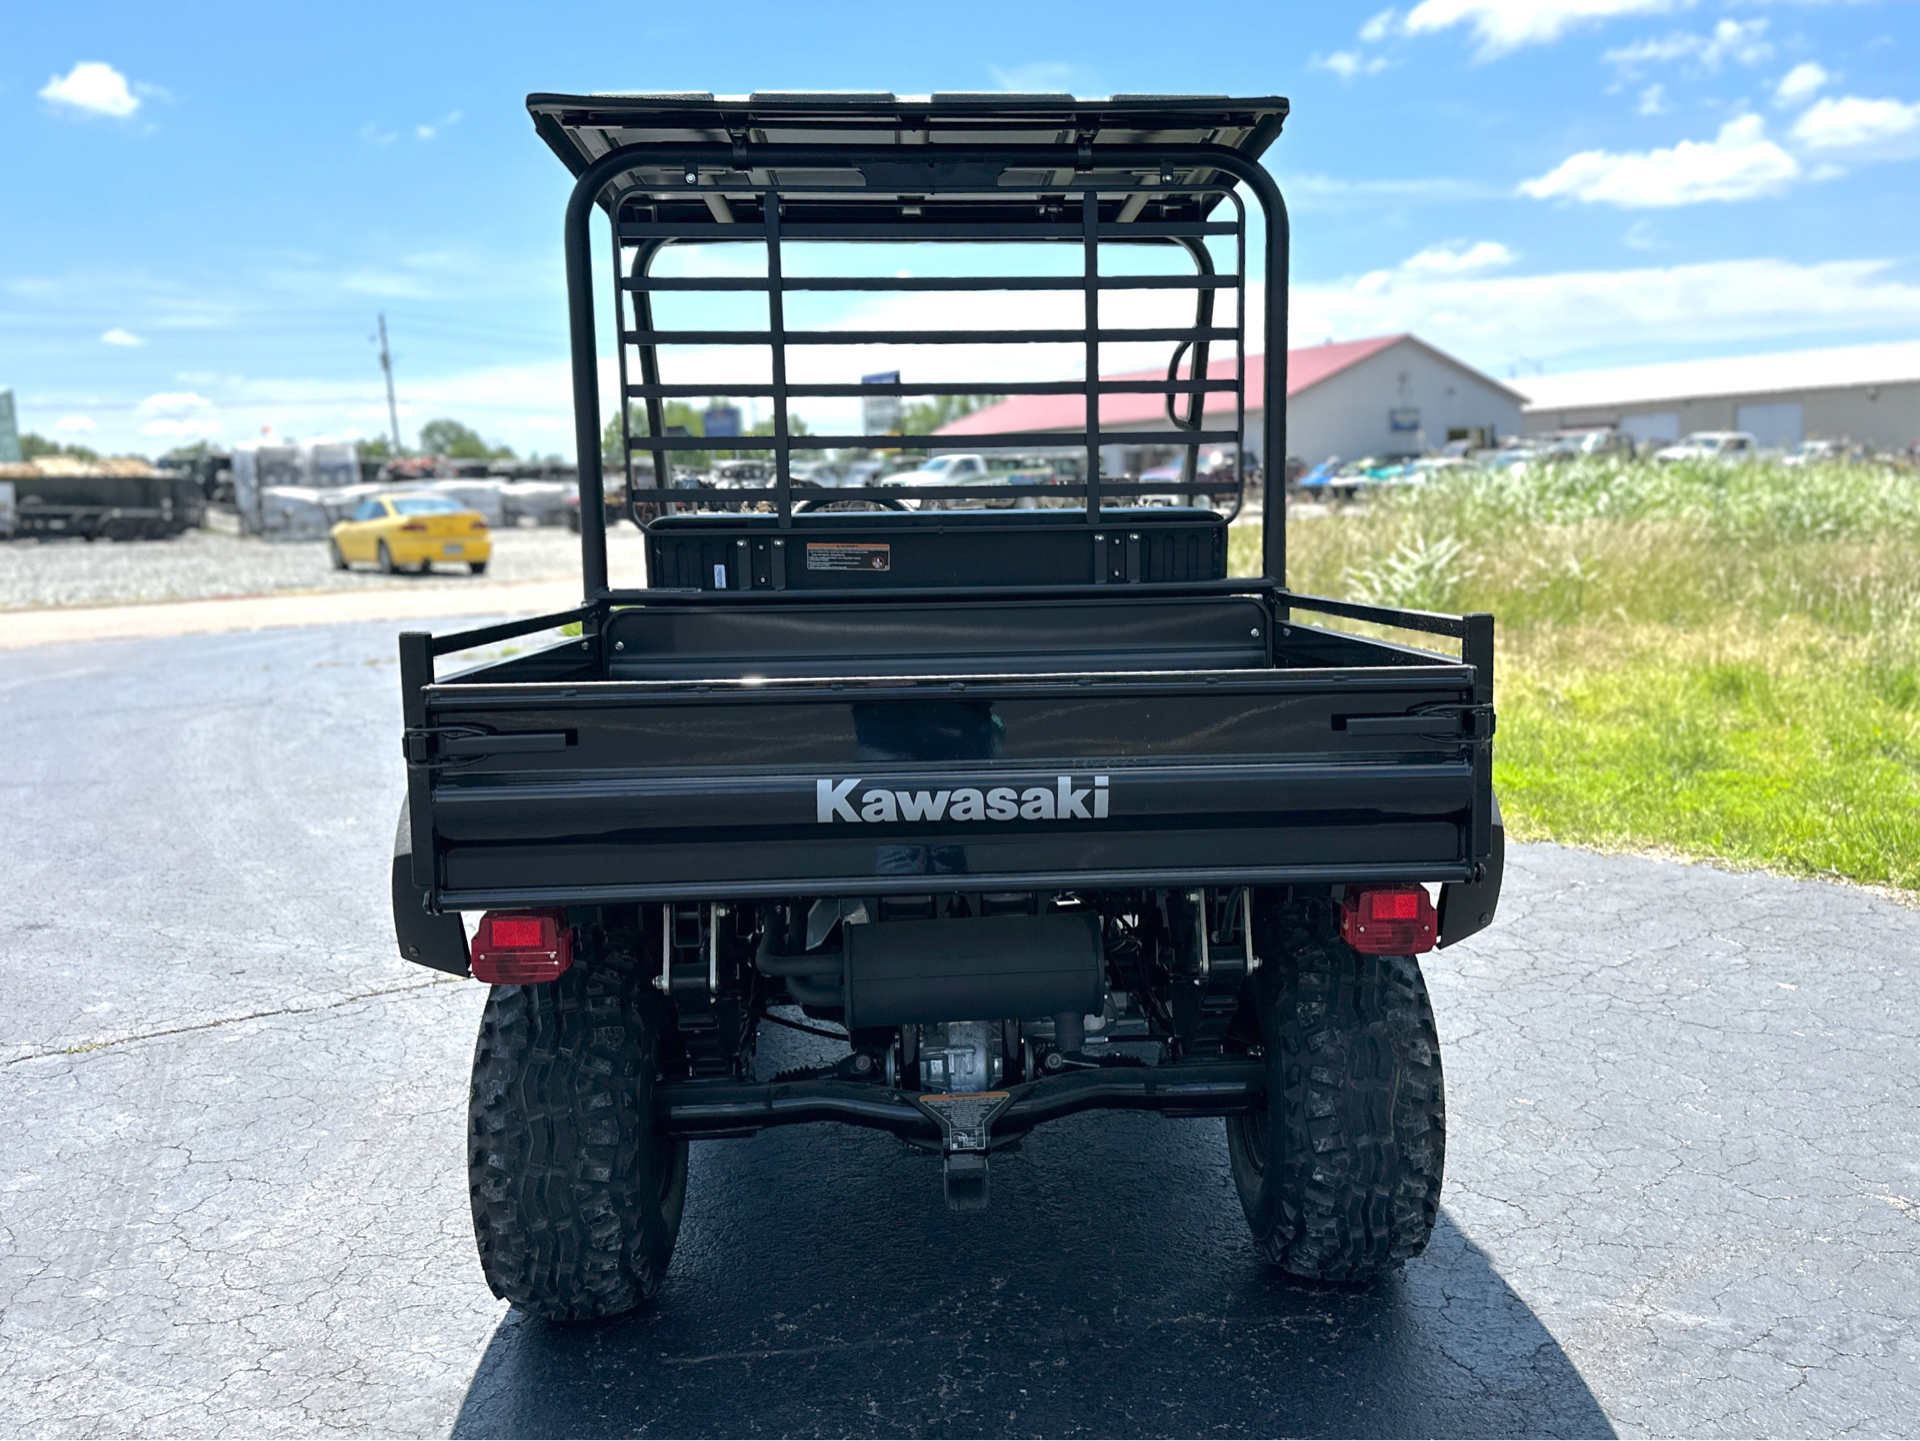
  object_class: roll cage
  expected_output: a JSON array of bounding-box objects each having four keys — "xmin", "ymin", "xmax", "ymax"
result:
[{"xmin": 527, "ymin": 90, "xmax": 1292, "ymax": 595}]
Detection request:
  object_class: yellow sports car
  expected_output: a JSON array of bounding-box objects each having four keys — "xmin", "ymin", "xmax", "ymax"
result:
[{"xmin": 329, "ymin": 492, "xmax": 492, "ymax": 575}]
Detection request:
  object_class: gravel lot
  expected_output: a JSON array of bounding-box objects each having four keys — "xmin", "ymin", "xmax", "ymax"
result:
[
  {"xmin": 0, "ymin": 524, "xmax": 649, "ymax": 610},
  {"xmin": 2, "ymin": 620, "xmax": 1917, "ymax": 1438}
]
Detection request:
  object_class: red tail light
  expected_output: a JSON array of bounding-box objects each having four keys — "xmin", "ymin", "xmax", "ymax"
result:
[
  {"xmin": 1341, "ymin": 886, "xmax": 1437, "ymax": 955},
  {"xmin": 400, "ymin": 521, "xmax": 428, "ymax": 532},
  {"xmin": 468, "ymin": 518, "xmax": 488, "ymax": 531},
  {"xmin": 471, "ymin": 909, "xmax": 573, "ymax": 984}
]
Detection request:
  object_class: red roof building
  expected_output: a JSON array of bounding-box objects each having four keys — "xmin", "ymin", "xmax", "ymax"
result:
[{"xmin": 934, "ymin": 333, "xmax": 1524, "ymax": 470}]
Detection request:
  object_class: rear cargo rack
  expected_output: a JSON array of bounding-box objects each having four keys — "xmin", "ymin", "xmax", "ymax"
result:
[{"xmin": 527, "ymin": 92, "xmax": 1291, "ymax": 594}]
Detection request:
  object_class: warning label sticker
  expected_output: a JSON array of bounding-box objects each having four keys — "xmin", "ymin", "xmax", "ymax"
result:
[{"xmin": 806, "ymin": 542, "xmax": 891, "ymax": 573}]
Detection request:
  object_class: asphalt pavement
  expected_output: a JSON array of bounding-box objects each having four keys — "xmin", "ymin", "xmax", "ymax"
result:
[{"xmin": 2, "ymin": 620, "xmax": 1916, "ymax": 1439}]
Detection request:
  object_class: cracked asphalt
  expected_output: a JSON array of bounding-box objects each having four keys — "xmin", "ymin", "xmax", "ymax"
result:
[{"xmin": 2, "ymin": 620, "xmax": 1917, "ymax": 1438}]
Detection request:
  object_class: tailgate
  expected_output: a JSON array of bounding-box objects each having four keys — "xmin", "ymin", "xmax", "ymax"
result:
[{"xmin": 404, "ymin": 664, "xmax": 1491, "ymax": 908}]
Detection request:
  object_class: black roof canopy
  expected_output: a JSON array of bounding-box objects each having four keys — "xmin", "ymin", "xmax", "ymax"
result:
[{"xmin": 527, "ymin": 90, "xmax": 1288, "ymax": 181}]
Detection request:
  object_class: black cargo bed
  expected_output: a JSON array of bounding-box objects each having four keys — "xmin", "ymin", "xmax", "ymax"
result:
[{"xmin": 400, "ymin": 586, "xmax": 1493, "ymax": 909}]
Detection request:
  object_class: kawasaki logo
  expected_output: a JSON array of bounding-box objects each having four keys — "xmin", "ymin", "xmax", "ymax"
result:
[{"xmin": 816, "ymin": 776, "xmax": 1110, "ymax": 824}]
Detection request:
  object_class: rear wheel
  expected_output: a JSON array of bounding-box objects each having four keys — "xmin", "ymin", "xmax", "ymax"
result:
[
  {"xmin": 468, "ymin": 559, "xmax": 488, "ymax": 575},
  {"xmin": 376, "ymin": 540, "xmax": 397, "ymax": 574},
  {"xmin": 1228, "ymin": 910, "xmax": 1445, "ymax": 1283},
  {"xmin": 468, "ymin": 943, "xmax": 688, "ymax": 1321},
  {"xmin": 328, "ymin": 539, "xmax": 348, "ymax": 571}
]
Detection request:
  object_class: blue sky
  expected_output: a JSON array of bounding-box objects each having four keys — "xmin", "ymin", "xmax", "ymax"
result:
[{"xmin": 6, "ymin": 0, "xmax": 1919, "ymax": 457}]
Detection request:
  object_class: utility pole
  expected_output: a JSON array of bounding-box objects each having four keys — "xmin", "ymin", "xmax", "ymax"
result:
[{"xmin": 376, "ymin": 313, "xmax": 403, "ymax": 453}]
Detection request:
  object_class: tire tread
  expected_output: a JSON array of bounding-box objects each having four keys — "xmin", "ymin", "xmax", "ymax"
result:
[
  {"xmin": 467, "ymin": 946, "xmax": 685, "ymax": 1321},
  {"xmin": 1231, "ymin": 915, "xmax": 1445, "ymax": 1283}
]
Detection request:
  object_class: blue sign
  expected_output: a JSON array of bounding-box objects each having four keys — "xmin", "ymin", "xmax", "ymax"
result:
[
  {"xmin": 1389, "ymin": 407, "xmax": 1421, "ymax": 433},
  {"xmin": 704, "ymin": 404, "xmax": 742, "ymax": 438}
]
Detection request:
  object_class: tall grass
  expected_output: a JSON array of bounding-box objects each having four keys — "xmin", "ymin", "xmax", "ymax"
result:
[{"xmin": 1230, "ymin": 460, "xmax": 1920, "ymax": 890}]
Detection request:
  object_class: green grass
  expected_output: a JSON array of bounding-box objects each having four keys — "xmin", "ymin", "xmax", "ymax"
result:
[{"xmin": 1229, "ymin": 459, "xmax": 1920, "ymax": 891}]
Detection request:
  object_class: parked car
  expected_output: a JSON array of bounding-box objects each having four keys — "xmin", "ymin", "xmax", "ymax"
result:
[
  {"xmin": 1476, "ymin": 437, "xmax": 1549, "ymax": 472},
  {"xmin": 881, "ymin": 453, "xmax": 1023, "ymax": 510},
  {"xmin": 1302, "ymin": 453, "xmax": 1419, "ymax": 502},
  {"xmin": 1782, "ymin": 439, "xmax": 1850, "ymax": 468},
  {"xmin": 1291, "ymin": 456, "xmax": 1341, "ymax": 498},
  {"xmin": 1399, "ymin": 455, "xmax": 1471, "ymax": 484},
  {"xmin": 710, "ymin": 458, "xmax": 776, "ymax": 489},
  {"xmin": 1654, "ymin": 431, "xmax": 1758, "ymax": 464},
  {"xmin": 788, "ymin": 460, "xmax": 845, "ymax": 488},
  {"xmin": 1542, "ymin": 428, "xmax": 1635, "ymax": 462},
  {"xmin": 328, "ymin": 492, "xmax": 491, "ymax": 574}
]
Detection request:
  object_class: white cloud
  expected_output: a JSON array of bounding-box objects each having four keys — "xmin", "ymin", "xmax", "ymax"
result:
[
  {"xmin": 1520, "ymin": 114, "xmax": 1798, "ymax": 207},
  {"xmin": 1639, "ymin": 83, "xmax": 1669, "ymax": 115},
  {"xmin": 1315, "ymin": 50, "xmax": 1392, "ymax": 79},
  {"xmin": 54, "ymin": 415, "xmax": 97, "ymax": 434},
  {"xmin": 1791, "ymin": 93, "xmax": 1920, "ymax": 151},
  {"xmin": 1697, "ymin": 17, "xmax": 1770, "ymax": 68},
  {"xmin": 39, "ymin": 61, "xmax": 141, "ymax": 118},
  {"xmin": 135, "ymin": 391, "xmax": 219, "ymax": 438},
  {"xmin": 100, "ymin": 328, "xmax": 146, "ymax": 347},
  {"xmin": 1774, "ymin": 61, "xmax": 1829, "ymax": 106},
  {"xmin": 1359, "ymin": 8, "xmax": 1398, "ymax": 41},
  {"xmin": 1402, "ymin": 0, "xmax": 1687, "ymax": 59},
  {"xmin": 1603, "ymin": 19, "xmax": 1771, "ymax": 74},
  {"xmin": 359, "ymin": 122, "xmax": 399, "ymax": 146},
  {"xmin": 1402, "ymin": 240, "xmax": 1517, "ymax": 274},
  {"xmin": 1290, "ymin": 255, "xmax": 1920, "ymax": 365},
  {"xmin": 415, "ymin": 110, "xmax": 462, "ymax": 141}
]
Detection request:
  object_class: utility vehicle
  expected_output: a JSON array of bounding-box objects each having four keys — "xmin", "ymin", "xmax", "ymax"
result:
[{"xmin": 391, "ymin": 91, "xmax": 1501, "ymax": 1321}]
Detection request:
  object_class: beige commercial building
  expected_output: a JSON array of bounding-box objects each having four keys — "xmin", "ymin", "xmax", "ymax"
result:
[{"xmin": 1515, "ymin": 339, "xmax": 1920, "ymax": 452}]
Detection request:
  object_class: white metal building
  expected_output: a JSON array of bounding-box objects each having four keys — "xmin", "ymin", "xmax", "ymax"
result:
[
  {"xmin": 1514, "ymin": 339, "xmax": 1920, "ymax": 452},
  {"xmin": 935, "ymin": 333, "xmax": 1525, "ymax": 470}
]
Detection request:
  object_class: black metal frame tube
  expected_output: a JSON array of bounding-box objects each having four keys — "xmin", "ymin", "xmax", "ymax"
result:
[
  {"xmin": 624, "ymin": 238, "xmax": 672, "ymax": 527},
  {"xmin": 1083, "ymin": 188, "xmax": 1101, "ymax": 527},
  {"xmin": 1169, "ymin": 234, "xmax": 1216, "ymax": 497},
  {"xmin": 562, "ymin": 141, "xmax": 1291, "ymax": 592},
  {"xmin": 655, "ymin": 1059, "xmax": 1266, "ymax": 1141},
  {"xmin": 564, "ymin": 148, "xmax": 638, "ymax": 598}
]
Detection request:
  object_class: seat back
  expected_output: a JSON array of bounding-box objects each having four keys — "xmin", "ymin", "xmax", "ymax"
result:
[{"xmin": 645, "ymin": 507, "xmax": 1228, "ymax": 593}]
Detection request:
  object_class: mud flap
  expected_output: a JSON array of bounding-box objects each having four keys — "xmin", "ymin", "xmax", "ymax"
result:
[
  {"xmin": 392, "ymin": 805, "xmax": 470, "ymax": 976},
  {"xmin": 1438, "ymin": 796, "xmax": 1504, "ymax": 948}
]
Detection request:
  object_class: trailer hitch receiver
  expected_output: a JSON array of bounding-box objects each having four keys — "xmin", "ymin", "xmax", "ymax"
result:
[{"xmin": 914, "ymin": 1089, "xmax": 1013, "ymax": 1211}]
